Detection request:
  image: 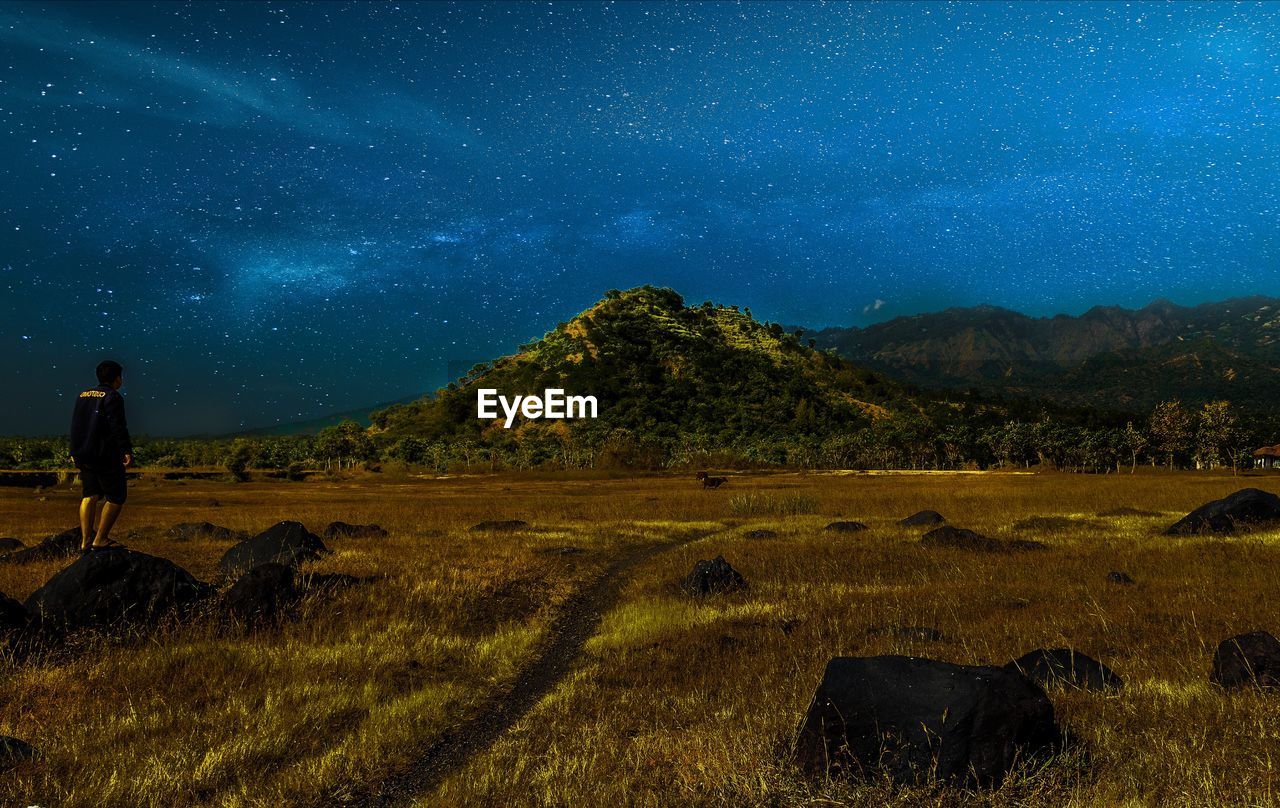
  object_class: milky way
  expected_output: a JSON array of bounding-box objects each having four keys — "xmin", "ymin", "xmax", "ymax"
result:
[{"xmin": 2, "ymin": 1, "xmax": 1277, "ymax": 434}]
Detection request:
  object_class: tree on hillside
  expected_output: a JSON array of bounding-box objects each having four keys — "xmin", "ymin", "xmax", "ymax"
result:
[{"xmin": 1149, "ymin": 400, "xmax": 1194, "ymax": 469}]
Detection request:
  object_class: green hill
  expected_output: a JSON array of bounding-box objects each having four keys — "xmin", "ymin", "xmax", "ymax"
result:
[{"xmin": 372, "ymin": 286, "xmax": 909, "ymax": 444}]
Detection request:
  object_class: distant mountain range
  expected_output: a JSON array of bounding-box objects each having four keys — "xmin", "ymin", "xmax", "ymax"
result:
[
  {"xmin": 803, "ymin": 296, "xmax": 1280, "ymax": 413},
  {"xmin": 240, "ymin": 292, "xmax": 1280, "ymax": 440},
  {"xmin": 370, "ymin": 286, "xmax": 1129, "ymax": 447}
]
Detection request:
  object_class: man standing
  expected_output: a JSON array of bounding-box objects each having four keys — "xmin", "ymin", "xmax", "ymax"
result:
[{"xmin": 69, "ymin": 360, "xmax": 134, "ymax": 553}]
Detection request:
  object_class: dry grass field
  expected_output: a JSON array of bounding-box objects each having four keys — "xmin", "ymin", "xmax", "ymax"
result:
[{"xmin": 1, "ymin": 469, "xmax": 1279, "ymax": 807}]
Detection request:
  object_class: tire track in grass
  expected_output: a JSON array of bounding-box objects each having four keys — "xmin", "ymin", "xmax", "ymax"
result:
[{"xmin": 360, "ymin": 526, "xmax": 719, "ymax": 806}]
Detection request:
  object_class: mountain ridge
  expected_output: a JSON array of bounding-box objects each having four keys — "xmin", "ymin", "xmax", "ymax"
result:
[{"xmin": 804, "ymin": 295, "xmax": 1280, "ymax": 411}]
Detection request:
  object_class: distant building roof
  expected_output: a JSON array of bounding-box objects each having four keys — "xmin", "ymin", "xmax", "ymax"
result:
[{"xmin": 1253, "ymin": 445, "xmax": 1280, "ymax": 457}]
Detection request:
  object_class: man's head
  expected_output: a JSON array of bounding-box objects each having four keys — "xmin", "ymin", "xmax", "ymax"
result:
[{"xmin": 96, "ymin": 360, "xmax": 124, "ymax": 390}]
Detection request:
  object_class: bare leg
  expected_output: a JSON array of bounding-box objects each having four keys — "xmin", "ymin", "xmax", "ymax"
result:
[
  {"xmin": 93, "ymin": 502, "xmax": 124, "ymax": 546},
  {"xmin": 79, "ymin": 496, "xmax": 101, "ymax": 550}
]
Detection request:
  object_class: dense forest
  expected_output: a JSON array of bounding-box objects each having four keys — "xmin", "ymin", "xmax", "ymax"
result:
[{"xmin": 4, "ymin": 287, "xmax": 1277, "ymax": 475}]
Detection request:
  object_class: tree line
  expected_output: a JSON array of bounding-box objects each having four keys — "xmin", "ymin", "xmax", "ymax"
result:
[{"xmin": 0, "ymin": 398, "xmax": 1269, "ymax": 475}]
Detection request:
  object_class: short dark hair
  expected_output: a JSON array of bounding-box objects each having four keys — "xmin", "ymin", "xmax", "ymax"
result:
[{"xmin": 96, "ymin": 360, "xmax": 124, "ymax": 385}]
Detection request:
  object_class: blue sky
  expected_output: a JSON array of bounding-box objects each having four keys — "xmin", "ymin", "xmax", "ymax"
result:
[{"xmin": 2, "ymin": 1, "xmax": 1277, "ymax": 433}]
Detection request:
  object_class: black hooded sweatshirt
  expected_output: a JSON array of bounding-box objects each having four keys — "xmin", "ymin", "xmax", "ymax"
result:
[{"xmin": 70, "ymin": 383, "xmax": 133, "ymax": 469}]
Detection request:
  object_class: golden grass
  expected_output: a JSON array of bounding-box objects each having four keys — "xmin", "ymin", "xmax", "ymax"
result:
[{"xmin": 1, "ymin": 469, "xmax": 1279, "ymax": 806}]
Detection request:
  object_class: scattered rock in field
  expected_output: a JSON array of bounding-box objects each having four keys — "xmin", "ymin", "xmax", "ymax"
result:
[
  {"xmin": 469, "ymin": 520, "xmax": 530, "ymax": 532},
  {"xmin": 323, "ymin": 521, "xmax": 389, "ymax": 540},
  {"xmin": 868, "ymin": 625, "xmax": 944, "ymax": 642},
  {"xmin": 824, "ymin": 521, "xmax": 869, "ymax": 533},
  {"xmin": 217, "ymin": 521, "xmax": 328, "ymax": 579},
  {"xmin": 1005, "ymin": 648, "xmax": 1124, "ymax": 691},
  {"xmin": 0, "ymin": 538, "xmax": 23, "ymax": 553},
  {"xmin": 1211, "ymin": 631, "xmax": 1280, "ymax": 690},
  {"xmin": 1165, "ymin": 488, "xmax": 1280, "ymax": 535},
  {"xmin": 1012, "ymin": 516, "xmax": 1098, "ymax": 532},
  {"xmin": 1107, "ymin": 571, "xmax": 1135, "ymax": 585},
  {"xmin": 792, "ymin": 655, "xmax": 1062, "ymax": 786},
  {"xmin": 24, "ymin": 549, "xmax": 212, "ymax": 631},
  {"xmin": 744, "ymin": 529, "xmax": 778, "ymax": 539},
  {"xmin": 1097, "ymin": 507, "xmax": 1162, "ymax": 518},
  {"xmin": 224, "ymin": 563, "xmax": 297, "ymax": 624},
  {"xmin": 921, "ymin": 525, "xmax": 1003, "ymax": 551},
  {"xmin": 898, "ymin": 510, "xmax": 946, "ymax": 527},
  {"xmin": 166, "ymin": 522, "xmax": 248, "ymax": 542},
  {"xmin": 0, "ymin": 592, "xmax": 29, "ymax": 633},
  {"xmin": 0, "ymin": 527, "xmax": 82, "ymax": 564},
  {"xmin": 0, "ymin": 736, "xmax": 36, "ymax": 769},
  {"xmin": 535, "ymin": 545, "xmax": 586, "ymax": 556},
  {"xmin": 682, "ymin": 555, "xmax": 747, "ymax": 596}
]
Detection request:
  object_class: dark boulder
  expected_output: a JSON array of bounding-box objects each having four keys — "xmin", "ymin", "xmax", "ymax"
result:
[
  {"xmin": 1211, "ymin": 631, "xmax": 1280, "ymax": 690},
  {"xmin": 921, "ymin": 526, "xmax": 1004, "ymax": 552},
  {"xmin": 824, "ymin": 521, "xmax": 869, "ymax": 533},
  {"xmin": 899, "ymin": 510, "xmax": 946, "ymax": 527},
  {"xmin": 217, "ymin": 521, "xmax": 327, "ymax": 579},
  {"xmin": 744, "ymin": 529, "xmax": 778, "ymax": 539},
  {"xmin": 1165, "ymin": 488, "xmax": 1280, "ymax": 535},
  {"xmin": 0, "ymin": 736, "xmax": 36, "ymax": 769},
  {"xmin": 24, "ymin": 549, "xmax": 212, "ymax": 631},
  {"xmin": 469, "ymin": 520, "xmax": 529, "ymax": 532},
  {"xmin": 0, "ymin": 591, "xmax": 29, "ymax": 634},
  {"xmin": 166, "ymin": 522, "xmax": 248, "ymax": 542},
  {"xmin": 793, "ymin": 655, "xmax": 1061, "ymax": 787},
  {"xmin": 681, "ymin": 555, "xmax": 747, "ymax": 596},
  {"xmin": 0, "ymin": 527, "xmax": 82, "ymax": 564},
  {"xmin": 1107, "ymin": 571, "xmax": 1135, "ymax": 585},
  {"xmin": 0, "ymin": 538, "xmax": 23, "ymax": 552},
  {"xmin": 1005, "ymin": 648, "xmax": 1124, "ymax": 691},
  {"xmin": 324, "ymin": 521, "xmax": 389, "ymax": 540},
  {"xmin": 224, "ymin": 563, "xmax": 298, "ymax": 624}
]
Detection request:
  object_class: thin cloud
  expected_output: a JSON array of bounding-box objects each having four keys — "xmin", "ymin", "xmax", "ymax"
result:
[{"xmin": 0, "ymin": 8, "xmax": 472, "ymax": 144}]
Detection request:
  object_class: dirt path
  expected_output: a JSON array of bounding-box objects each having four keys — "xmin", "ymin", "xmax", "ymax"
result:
[{"xmin": 360, "ymin": 529, "xmax": 713, "ymax": 806}]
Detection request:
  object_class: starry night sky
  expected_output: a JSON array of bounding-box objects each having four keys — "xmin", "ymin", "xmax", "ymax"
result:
[{"xmin": 3, "ymin": 1, "xmax": 1277, "ymax": 435}]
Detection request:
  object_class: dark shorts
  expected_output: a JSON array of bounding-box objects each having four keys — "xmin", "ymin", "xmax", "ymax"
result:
[{"xmin": 79, "ymin": 466, "xmax": 128, "ymax": 504}]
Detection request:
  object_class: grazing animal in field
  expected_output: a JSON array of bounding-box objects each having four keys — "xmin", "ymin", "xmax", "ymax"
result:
[{"xmin": 696, "ymin": 471, "xmax": 728, "ymax": 489}]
